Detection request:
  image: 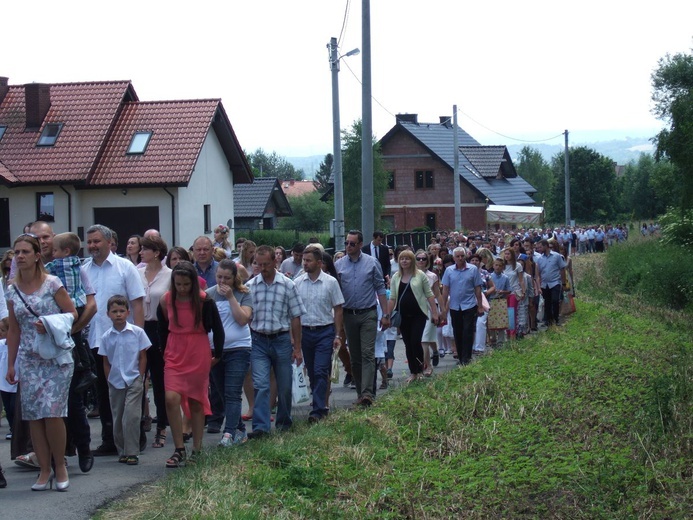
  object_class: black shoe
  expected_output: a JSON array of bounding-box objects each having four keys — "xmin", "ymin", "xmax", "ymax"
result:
[
  {"xmin": 92, "ymin": 444, "xmax": 117, "ymax": 456},
  {"xmin": 431, "ymin": 352, "xmax": 440, "ymax": 367},
  {"xmin": 343, "ymin": 373, "xmax": 353, "ymax": 387},
  {"xmin": 247, "ymin": 430, "xmax": 269, "ymax": 440},
  {"xmin": 78, "ymin": 449, "xmax": 94, "ymax": 473},
  {"xmin": 0, "ymin": 468, "xmax": 6, "ymax": 488}
]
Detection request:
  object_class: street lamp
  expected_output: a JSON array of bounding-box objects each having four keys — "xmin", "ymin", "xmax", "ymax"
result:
[{"xmin": 328, "ymin": 37, "xmax": 359, "ymax": 251}]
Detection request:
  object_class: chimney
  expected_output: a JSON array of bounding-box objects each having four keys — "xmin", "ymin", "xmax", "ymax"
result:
[
  {"xmin": 25, "ymin": 83, "xmax": 51, "ymax": 130},
  {"xmin": 396, "ymin": 113, "xmax": 418, "ymax": 124},
  {"xmin": 439, "ymin": 116, "xmax": 453, "ymax": 128},
  {"xmin": 0, "ymin": 77, "xmax": 9, "ymax": 105}
]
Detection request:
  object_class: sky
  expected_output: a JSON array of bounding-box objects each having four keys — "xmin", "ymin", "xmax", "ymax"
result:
[{"xmin": 3, "ymin": 1, "xmax": 693, "ymax": 160}]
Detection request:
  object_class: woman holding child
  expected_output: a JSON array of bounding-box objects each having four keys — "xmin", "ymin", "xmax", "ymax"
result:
[{"xmin": 5, "ymin": 233, "xmax": 77, "ymax": 491}]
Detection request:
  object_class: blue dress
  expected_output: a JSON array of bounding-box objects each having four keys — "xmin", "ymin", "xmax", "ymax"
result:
[{"xmin": 7, "ymin": 275, "xmax": 73, "ymax": 420}]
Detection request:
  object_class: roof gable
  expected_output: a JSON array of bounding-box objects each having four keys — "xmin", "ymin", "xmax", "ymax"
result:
[{"xmin": 233, "ymin": 177, "xmax": 292, "ymax": 218}]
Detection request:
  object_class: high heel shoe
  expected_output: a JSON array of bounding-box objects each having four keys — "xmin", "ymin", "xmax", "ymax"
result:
[
  {"xmin": 55, "ymin": 478, "xmax": 70, "ymax": 492},
  {"xmin": 31, "ymin": 470, "xmax": 54, "ymax": 491}
]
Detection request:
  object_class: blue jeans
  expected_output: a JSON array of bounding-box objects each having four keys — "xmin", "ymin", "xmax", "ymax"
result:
[
  {"xmin": 211, "ymin": 348, "xmax": 251, "ymax": 435},
  {"xmin": 302, "ymin": 325, "xmax": 334, "ymax": 419},
  {"xmin": 251, "ymin": 332, "xmax": 293, "ymax": 433}
]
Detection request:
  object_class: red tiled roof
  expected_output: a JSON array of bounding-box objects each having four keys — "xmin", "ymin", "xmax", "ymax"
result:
[
  {"xmin": 0, "ymin": 81, "xmax": 134, "ymax": 184},
  {"xmin": 90, "ymin": 99, "xmax": 220, "ymax": 186},
  {"xmin": 280, "ymin": 179, "xmax": 317, "ymax": 197}
]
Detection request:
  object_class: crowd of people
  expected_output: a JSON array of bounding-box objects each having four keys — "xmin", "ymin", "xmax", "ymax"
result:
[{"xmin": 0, "ymin": 220, "xmax": 607, "ymax": 489}]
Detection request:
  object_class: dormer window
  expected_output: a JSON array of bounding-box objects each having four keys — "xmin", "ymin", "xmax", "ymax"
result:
[
  {"xmin": 37, "ymin": 123, "xmax": 63, "ymax": 146},
  {"xmin": 127, "ymin": 131, "xmax": 152, "ymax": 155}
]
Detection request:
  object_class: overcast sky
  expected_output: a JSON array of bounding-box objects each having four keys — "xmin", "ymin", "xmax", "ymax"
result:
[{"xmin": 4, "ymin": 1, "xmax": 692, "ymax": 158}]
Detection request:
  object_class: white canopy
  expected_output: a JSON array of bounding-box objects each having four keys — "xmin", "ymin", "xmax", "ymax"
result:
[{"xmin": 486, "ymin": 204, "xmax": 543, "ymax": 225}]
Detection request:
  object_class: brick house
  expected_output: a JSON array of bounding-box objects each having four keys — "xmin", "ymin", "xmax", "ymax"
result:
[
  {"xmin": 0, "ymin": 77, "xmax": 252, "ymax": 252},
  {"xmin": 379, "ymin": 114, "xmax": 537, "ymax": 232}
]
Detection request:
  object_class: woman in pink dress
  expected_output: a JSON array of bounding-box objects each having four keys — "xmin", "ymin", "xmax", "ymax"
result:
[{"xmin": 157, "ymin": 261, "xmax": 223, "ymax": 468}]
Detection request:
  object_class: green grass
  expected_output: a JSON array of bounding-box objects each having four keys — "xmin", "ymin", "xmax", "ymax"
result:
[{"xmin": 97, "ymin": 254, "xmax": 692, "ymax": 519}]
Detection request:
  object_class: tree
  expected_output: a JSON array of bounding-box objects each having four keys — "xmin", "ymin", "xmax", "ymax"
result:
[
  {"xmin": 313, "ymin": 153, "xmax": 333, "ymax": 194},
  {"xmin": 341, "ymin": 120, "xmax": 388, "ymax": 231},
  {"xmin": 651, "ymin": 48, "xmax": 693, "ymax": 211},
  {"xmin": 278, "ymin": 191, "xmax": 333, "ymax": 231},
  {"xmin": 245, "ymin": 148, "xmax": 304, "ymax": 181},
  {"xmin": 619, "ymin": 154, "xmax": 678, "ymax": 220},
  {"xmin": 514, "ymin": 146, "xmax": 555, "ymax": 208},
  {"xmin": 547, "ymin": 147, "xmax": 617, "ymax": 223}
]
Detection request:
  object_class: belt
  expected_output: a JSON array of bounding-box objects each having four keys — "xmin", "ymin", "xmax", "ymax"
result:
[
  {"xmin": 251, "ymin": 330, "xmax": 289, "ymax": 339},
  {"xmin": 302, "ymin": 324, "xmax": 334, "ymax": 331},
  {"xmin": 343, "ymin": 306, "xmax": 376, "ymax": 315}
]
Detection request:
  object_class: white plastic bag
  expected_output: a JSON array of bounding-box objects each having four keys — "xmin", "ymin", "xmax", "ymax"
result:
[
  {"xmin": 292, "ymin": 363, "xmax": 310, "ymax": 405},
  {"xmin": 330, "ymin": 353, "xmax": 340, "ymax": 384}
]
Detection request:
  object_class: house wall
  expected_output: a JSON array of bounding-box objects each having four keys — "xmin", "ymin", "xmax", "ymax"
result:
[
  {"xmin": 380, "ymin": 130, "xmax": 487, "ymax": 232},
  {"xmin": 177, "ymin": 129, "xmax": 235, "ymax": 248}
]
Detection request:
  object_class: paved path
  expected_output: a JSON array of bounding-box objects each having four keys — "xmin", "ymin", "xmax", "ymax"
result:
[{"xmin": 0, "ymin": 339, "xmax": 461, "ymax": 518}]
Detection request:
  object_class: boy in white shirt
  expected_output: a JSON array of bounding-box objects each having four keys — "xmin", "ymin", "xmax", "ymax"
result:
[{"xmin": 98, "ymin": 296, "xmax": 150, "ymax": 465}]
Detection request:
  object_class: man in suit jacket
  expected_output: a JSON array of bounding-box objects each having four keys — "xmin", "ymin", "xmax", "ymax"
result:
[{"xmin": 362, "ymin": 231, "xmax": 391, "ymax": 284}]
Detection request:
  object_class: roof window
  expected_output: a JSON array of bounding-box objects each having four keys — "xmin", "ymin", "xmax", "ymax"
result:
[
  {"xmin": 0, "ymin": 125, "xmax": 6, "ymax": 141},
  {"xmin": 37, "ymin": 123, "xmax": 63, "ymax": 146},
  {"xmin": 127, "ymin": 131, "xmax": 152, "ymax": 154}
]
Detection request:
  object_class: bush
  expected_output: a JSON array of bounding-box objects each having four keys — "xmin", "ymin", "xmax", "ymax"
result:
[
  {"xmin": 235, "ymin": 230, "xmax": 332, "ymax": 252},
  {"xmin": 604, "ymin": 239, "xmax": 693, "ymax": 310},
  {"xmin": 659, "ymin": 207, "xmax": 693, "ymax": 248}
]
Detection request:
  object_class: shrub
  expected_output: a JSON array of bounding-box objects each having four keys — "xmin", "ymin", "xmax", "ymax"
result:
[{"xmin": 659, "ymin": 206, "xmax": 693, "ymax": 248}]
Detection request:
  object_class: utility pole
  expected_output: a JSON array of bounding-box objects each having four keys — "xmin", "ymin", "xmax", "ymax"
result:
[
  {"xmin": 564, "ymin": 130, "xmax": 571, "ymax": 226},
  {"xmin": 328, "ymin": 37, "xmax": 345, "ymax": 250},
  {"xmin": 361, "ymin": 0, "xmax": 374, "ymax": 240},
  {"xmin": 453, "ymin": 106, "xmax": 461, "ymax": 230}
]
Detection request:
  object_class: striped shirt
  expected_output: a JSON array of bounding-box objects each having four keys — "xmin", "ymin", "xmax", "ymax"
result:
[
  {"xmin": 46, "ymin": 256, "xmax": 87, "ymax": 308},
  {"xmin": 293, "ymin": 270, "xmax": 344, "ymax": 327},
  {"xmin": 246, "ymin": 271, "xmax": 306, "ymax": 334}
]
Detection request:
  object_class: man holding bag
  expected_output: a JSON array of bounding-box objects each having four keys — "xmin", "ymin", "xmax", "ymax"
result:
[{"xmin": 294, "ymin": 246, "xmax": 344, "ymax": 423}]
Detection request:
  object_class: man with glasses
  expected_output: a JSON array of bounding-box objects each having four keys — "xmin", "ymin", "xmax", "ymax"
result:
[{"xmin": 335, "ymin": 231, "xmax": 389, "ymax": 407}]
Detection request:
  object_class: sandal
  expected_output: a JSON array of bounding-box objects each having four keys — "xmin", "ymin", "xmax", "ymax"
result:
[
  {"xmin": 126, "ymin": 456, "xmax": 139, "ymax": 466},
  {"xmin": 165, "ymin": 449, "xmax": 186, "ymax": 468},
  {"xmin": 241, "ymin": 414, "xmax": 253, "ymax": 421},
  {"xmin": 14, "ymin": 452, "xmax": 39, "ymax": 469},
  {"xmin": 118, "ymin": 456, "xmax": 128, "ymax": 464},
  {"xmin": 152, "ymin": 428, "xmax": 167, "ymax": 448},
  {"xmin": 182, "ymin": 432, "xmax": 193, "ymax": 443}
]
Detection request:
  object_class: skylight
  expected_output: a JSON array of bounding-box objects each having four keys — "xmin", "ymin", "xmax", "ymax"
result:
[
  {"xmin": 37, "ymin": 123, "xmax": 63, "ymax": 146},
  {"xmin": 0, "ymin": 126, "xmax": 6, "ymax": 141},
  {"xmin": 127, "ymin": 131, "xmax": 153, "ymax": 154}
]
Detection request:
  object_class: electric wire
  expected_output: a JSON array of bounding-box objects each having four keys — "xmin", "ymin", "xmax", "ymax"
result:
[
  {"xmin": 341, "ymin": 59, "xmax": 397, "ymax": 118},
  {"xmin": 337, "ymin": 0, "xmax": 351, "ymax": 47}
]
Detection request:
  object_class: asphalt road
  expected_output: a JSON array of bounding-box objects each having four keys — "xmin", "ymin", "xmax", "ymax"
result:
[{"xmin": 0, "ymin": 339, "xmax": 460, "ymax": 518}]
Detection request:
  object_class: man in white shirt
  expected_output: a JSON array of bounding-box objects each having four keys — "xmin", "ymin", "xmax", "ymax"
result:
[
  {"xmin": 83, "ymin": 224, "xmax": 145, "ymax": 456},
  {"xmin": 294, "ymin": 247, "xmax": 344, "ymax": 422}
]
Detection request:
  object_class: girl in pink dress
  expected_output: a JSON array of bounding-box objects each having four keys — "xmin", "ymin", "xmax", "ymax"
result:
[{"xmin": 157, "ymin": 262, "xmax": 223, "ymax": 467}]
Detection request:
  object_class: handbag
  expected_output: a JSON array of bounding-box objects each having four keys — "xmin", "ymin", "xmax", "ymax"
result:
[
  {"xmin": 330, "ymin": 353, "xmax": 340, "ymax": 384},
  {"xmin": 487, "ymin": 298, "xmax": 509, "ymax": 330},
  {"xmin": 390, "ymin": 278, "xmax": 411, "ymax": 329},
  {"xmin": 292, "ymin": 363, "xmax": 310, "ymax": 405}
]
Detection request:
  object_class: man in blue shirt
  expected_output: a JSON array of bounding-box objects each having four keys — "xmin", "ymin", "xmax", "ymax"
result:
[
  {"xmin": 535, "ymin": 239, "xmax": 567, "ymax": 326},
  {"xmin": 193, "ymin": 236, "xmax": 218, "ymax": 288},
  {"xmin": 441, "ymin": 247, "xmax": 484, "ymax": 365}
]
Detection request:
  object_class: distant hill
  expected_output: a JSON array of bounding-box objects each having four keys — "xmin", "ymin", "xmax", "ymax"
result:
[
  {"xmin": 286, "ymin": 155, "xmax": 324, "ymax": 180},
  {"xmin": 507, "ymin": 137, "xmax": 655, "ymax": 165}
]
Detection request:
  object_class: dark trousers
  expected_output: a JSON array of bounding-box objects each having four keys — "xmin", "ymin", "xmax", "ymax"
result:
[
  {"xmin": 450, "ymin": 307, "xmax": 478, "ymax": 365},
  {"xmin": 542, "ymin": 285, "xmax": 562, "ymax": 326},
  {"xmin": 0, "ymin": 391, "xmax": 15, "ymax": 432},
  {"xmin": 302, "ymin": 325, "xmax": 335, "ymax": 419},
  {"xmin": 94, "ymin": 350, "xmax": 114, "ymax": 446},
  {"xmin": 65, "ymin": 366, "xmax": 91, "ymax": 454},
  {"xmin": 144, "ymin": 321, "xmax": 168, "ymax": 429},
  {"xmin": 400, "ymin": 313, "xmax": 427, "ymax": 374},
  {"xmin": 10, "ymin": 386, "xmax": 32, "ymax": 459}
]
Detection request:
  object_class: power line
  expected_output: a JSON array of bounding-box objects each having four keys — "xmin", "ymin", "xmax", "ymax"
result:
[
  {"xmin": 337, "ymin": 0, "xmax": 351, "ymax": 47},
  {"xmin": 444, "ymin": 108, "xmax": 564, "ymax": 143},
  {"xmin": 341, "ymin": 59, "xmax": 396, "ymax": 118}
]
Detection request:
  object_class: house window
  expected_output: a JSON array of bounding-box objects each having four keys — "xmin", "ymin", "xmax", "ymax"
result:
[
  {"xmin": 37, "ymin": 123, "xmax": 63, "ymax": 146},
  {"xmin": 425, "ymin": 213, "xmax": 436, "ymax": 230},
  {"xmin": 36, "ymin": 192, "xmax": 55, "ymax": 222},
  {"xmin": 415, "ymin": 170, "xmax": 434, "ymax": 189},
  {"xmin": 0, "ymin": 125, "xmax": 6, "ymax": 142},
  {"xmin": 387, "ymin": 171, "xmax": 395, "ymax": 190},
  {"xmin": 127, "ymin": 131, "xmax": 153, "ymax": 154},
  {"xmin": 203, "ymin": 204, "xmax": 211, "ymax": 234}
]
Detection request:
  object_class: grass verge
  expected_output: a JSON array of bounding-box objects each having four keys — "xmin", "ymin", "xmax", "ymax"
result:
[{"xmin": 96, "ymin": 254, "xmax": 692, "ymax": 519}]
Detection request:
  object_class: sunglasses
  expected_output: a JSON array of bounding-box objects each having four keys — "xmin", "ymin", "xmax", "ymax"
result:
[
  {"xmin": 344, "ymin": 241, "xmax": 358, "ymax": 247},
  {"xmin": 18, "ymin": 232, "xmax": 39, "ymax": 240},
  {"xmin": 416, "ymin": 257, "xmax": 428, "ymax": 261}
]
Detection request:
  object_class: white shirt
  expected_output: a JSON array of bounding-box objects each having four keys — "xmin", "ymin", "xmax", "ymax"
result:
[
  {"xmin": 293, "ymin": 270, "xmax": 344, "ymax": 327},
  {"xmin": 83, "ymin": 252, "xmax": 146, "ymax": 349},
  {"xmin": 98, "ymin": 322, "xmax": 150, "ymax": 389},
  {"xmin": 0, "ymin": 283, "xmax": 8, "ymax": 320}
]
